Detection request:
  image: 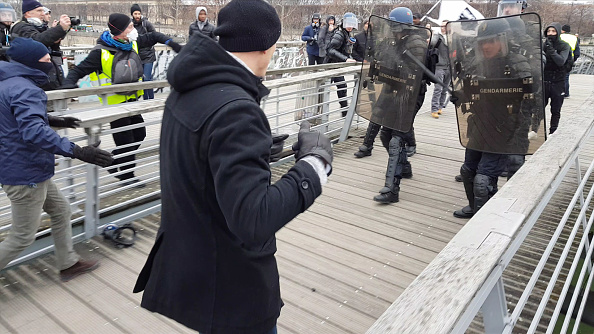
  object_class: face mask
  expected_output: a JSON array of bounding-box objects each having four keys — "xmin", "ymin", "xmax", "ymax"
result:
[
  {"xmin": 312, "ymin": 22, "xmax": 319, "ymax": 28},
  {"xmin": 547, "ymin": 35, "xmax": 556, "ymax": 43},
  {"xmin": 127, "ymin": 28, "xmax": 138, "ymax": 41},
  {"xmin": 27, "ymin": 17, "xmax": 43, "ymax": 27},
  {"xmin": 32, "ymin": 61, "xmax": 54, "ymax": 75}
]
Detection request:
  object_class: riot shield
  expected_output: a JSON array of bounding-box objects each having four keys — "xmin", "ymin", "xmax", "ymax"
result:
[
  {"xmin": 356, "ymin": 15, "xmax": 430, "ymax": 133},
  {"xmin": 447, "ymin": 13, "xmax": 545, "ymax": 155}
]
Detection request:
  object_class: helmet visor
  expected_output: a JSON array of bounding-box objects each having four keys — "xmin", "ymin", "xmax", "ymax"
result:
[
  {"xmin": 497, "ymin": 2, "xmax": 523, "ymax": 17},
  {"xmin": 343, "ymin": 16, "xmax": 358, "ymax": 29},
  {"xmin": 0, "ymin": 8, "xmax": 16, "ymax": 22}
]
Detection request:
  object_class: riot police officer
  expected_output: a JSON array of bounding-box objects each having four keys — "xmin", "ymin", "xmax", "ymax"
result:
[
  {"xmin": 369, "ymin": 7, "xmax": 428, "ymax": 204},
  {"xmin": 452, "ymin": 19, "xmax": 533, "ymax": 218}
]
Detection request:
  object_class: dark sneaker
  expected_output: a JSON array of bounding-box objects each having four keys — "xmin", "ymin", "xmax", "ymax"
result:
[
  {"xmin": 60, "ymin": 259, "xmax": 99, "ymax": 282},
  {"xmin": 455, "ymin": 174, "xmax": 462, "ymax": 182},
  {"xmin": 453, "ymin": 206, "xmax": 474, "ymax": 219},
  {"xmin": 122, "ymin": 178, "xmax": 146, "ymax": 189}
]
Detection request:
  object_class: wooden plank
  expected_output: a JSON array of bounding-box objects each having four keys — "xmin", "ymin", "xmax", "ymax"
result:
[
  {"xmin": 3, "ymin": 262, "xmax": 125, "ymax": 333},
  {"xmin": 0, "ymin": 271, "xmax": 67, "ymax": 333}
]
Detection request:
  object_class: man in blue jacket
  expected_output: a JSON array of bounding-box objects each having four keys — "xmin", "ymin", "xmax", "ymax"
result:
[
  {"xmin": 0, "ymin": 38, "xmax": 113, "ymax": 280},
  {"xmin": 302, "ymin": 13, "xmax": 322, "ymax": 65}
]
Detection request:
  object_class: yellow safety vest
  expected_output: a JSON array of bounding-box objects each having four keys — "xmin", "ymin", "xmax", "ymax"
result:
[
  {"xmin": 560, "ymin": 33, "xmax": 578, "ymax": 51},
  {"xmin": 89, "ymin": 42, "xmax": 144, "ymax": 105}
]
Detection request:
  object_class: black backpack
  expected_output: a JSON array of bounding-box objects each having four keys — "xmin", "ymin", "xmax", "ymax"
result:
[{"xmin": 94, "ymin": 44, "xmax": 144, "ymax": 95}]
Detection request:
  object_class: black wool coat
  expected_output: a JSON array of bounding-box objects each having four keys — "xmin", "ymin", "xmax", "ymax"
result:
[{"xmin": 134, "ymin": 33, "xmax": 323, "ymax": 334}]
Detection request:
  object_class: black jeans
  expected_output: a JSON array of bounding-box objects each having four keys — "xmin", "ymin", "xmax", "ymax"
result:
[
  {"xmin": 544, "ymin": 80, "xmax": 565, "ymax": 134},
  {"xmin": 307, "ymin": 54, "xmax": 324, "ymax": 65},
  {"xmin": 110, "ymin": 114, "xmax": 147, "ymax": 180},
  {"xmin": 331, "ymin": 76, "xmax": 348, "ymax": 109}
]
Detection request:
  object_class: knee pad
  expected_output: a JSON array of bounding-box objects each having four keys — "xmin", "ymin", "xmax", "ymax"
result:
[
  {"xmin": 388, "ymin": 136, "xmax": 404, "ymax": 155},
  {"xmin": 507, "ymin": 155, "xmax": 525, "ymax": 174},
  {"xmin": 473, "ymin": 174, "xmax": 494, "ymax": 199},
  {"xmin": 460, "ymin": 164, "xmax": 476, "ymax": 183}
]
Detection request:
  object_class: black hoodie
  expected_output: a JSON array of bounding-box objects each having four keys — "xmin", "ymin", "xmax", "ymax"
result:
[
  {"xmin": 134, "ymin": 33, "xmax": 322, "ymax": 334},
  {"xmin": 543, "ymin": 22, "xmax": 571, "ymax": 82}
]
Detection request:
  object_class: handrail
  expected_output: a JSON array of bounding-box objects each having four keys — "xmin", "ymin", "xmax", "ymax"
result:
[
  {"xmin": 366, "ymin": 91, "xmax": 594, "ymax": 333},
  {"xmin": 46, "ymin": 65, "xmax": 361, "ymax": 103}
]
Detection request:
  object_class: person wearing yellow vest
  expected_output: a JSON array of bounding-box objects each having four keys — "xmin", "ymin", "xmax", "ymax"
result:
[
  {"xmin": 62, "ymin": 13, "xmax": 181, "ymax": 187},
  {"xmin": 560, "ymin": 24, "xmax": 580, "ymax": 98}
]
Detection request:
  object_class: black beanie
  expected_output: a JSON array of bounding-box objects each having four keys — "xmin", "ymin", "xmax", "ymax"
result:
[
  {"xmin": 214, "ymin": 0, "xmax": 281, "ymax": 52},
  {"xmin": 7, "ymin": 38, "xmax": 49, "ymax": 68},
  {"xmin": 130, "ymin": 4, "xmax": 141, "ymax": 15},
  {"xmin": 22, "ymin": 0, "xmax": 43, "ymax": 14},
  {"xmin": 562, "ymin": 24, "xmax": 570, "ymax": 32},
  {"xmin": 108, "ymin": 13, "xmax": 131, "ymax": 35}
]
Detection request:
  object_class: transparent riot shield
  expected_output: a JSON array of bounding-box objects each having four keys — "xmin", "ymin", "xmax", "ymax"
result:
[
  {"xmin": 446, "ymin": 13, "xmax": 545, "ymax": 155},
  {"xmin": 356, "ymin": 15, "xmax": 431, "ymax": 133}
]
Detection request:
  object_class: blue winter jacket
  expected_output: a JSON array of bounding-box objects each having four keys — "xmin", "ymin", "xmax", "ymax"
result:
[
  {"xmin": 0, "ymin": 61, "xmax": 75, "ymax": 185},
  {"xmin": 301, "ymin": 24, "xmax": 320, "ymax": 57}
]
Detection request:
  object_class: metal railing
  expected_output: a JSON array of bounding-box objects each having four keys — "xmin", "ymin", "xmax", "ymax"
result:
[
  {"xmin": 0, "ymin": 63, "xmax": 363, "ymax": 268},
  {"xmin": 366, "ymin": 91, "xmax": 594, "ymax": 333}
]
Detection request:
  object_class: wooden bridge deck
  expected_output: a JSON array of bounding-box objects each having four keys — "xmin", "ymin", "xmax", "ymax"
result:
[{"xmin": 0, "ymin": 75, "xmax": 592, "ymax": 333}]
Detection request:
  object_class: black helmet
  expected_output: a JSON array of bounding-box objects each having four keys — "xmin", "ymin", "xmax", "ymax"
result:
[{"xmin": 476, "ymin": 19, "xmax": 511, "ymax": 59}]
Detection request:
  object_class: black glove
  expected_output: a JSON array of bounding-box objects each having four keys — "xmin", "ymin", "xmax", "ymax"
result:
[
  {"xmin": 291, "ymin": 121, "xmax": 333, "ymax": 166},
  {"xmin": 167, "ymin": 41, "xmax": 182, "ymax": 53},
  {"xmin": 270, "ymin": 133, "xmax": 289, "ymax": 162},
  {"xmin": 72, "ymin": 141, "xmax": 114, "ymax": 168},
  {"xmin": 59, "ymin": 83, "xmax": 78, "ymax": 89},
  {"xmin": 450, "ymin": 92, "xmax": 460, "ymax": 107},
  {"xmin": 48, "ymin": 115, "xmax": 81, "ymax": 129}
]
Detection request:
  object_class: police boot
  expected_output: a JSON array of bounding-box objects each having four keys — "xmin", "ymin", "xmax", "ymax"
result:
[
  {"xmin": 374, "ymin": 136, "xmax": 405, "ymax": 204},
  {"xmin": 354, "ymin": 123, "xmax": 381, "ymax": 158},
  {"xmin": 454, "ymin": 165, "xmax": 476, "ymax": 219},
  {"xmin": 402, "ymin": 161, "xmax": 413, "ymax": 179}
]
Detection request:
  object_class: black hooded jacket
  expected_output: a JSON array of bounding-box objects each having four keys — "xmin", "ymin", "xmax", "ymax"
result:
[
  {"xmin": 133, "ymin": 33, "xmax": 322, "ymax": 334},
  {"xmin": 132, "ymin": 17, "xmax": 157, "ymax": 63},
  {"xmin": 189, "ymin": 20, "xmax": 216, "ymax": 40},
  {"xmin": 543, "ymin": 22, "xmax": 571, "ymax": 82},
  {"xmin": 317, "ymin": 15, "xmax": 335, "ymax": 59}
]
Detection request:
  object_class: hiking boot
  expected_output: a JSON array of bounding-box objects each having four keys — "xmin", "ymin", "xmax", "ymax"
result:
[
  {"xmin": 453, "ymin": 206, "xmax": 474, "ymax": 219},
  {"xmin": 373, "ymin": 187, "xmax": 399, "ymax": 203},
  {"xmin": 455, "ymin": 174, "xmax": 462, "ymax": 182},
  {"xmin": 406, "ymin": 145, "xmax": 416, "ymax": 157},
  {"xmin": 431, "ymin": 112, "xmax": 439, "ymax": 119},
  {"xmin": 60, "ymin": 259, "xmax": 99, "ymax": 282},
  {"xmin": 437, "ymin": 108, "xmax": 443, "ymax": 115}
]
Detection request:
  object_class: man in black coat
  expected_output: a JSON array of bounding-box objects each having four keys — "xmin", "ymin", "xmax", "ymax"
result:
[
  {"xmin": 133, "ymin": 0, "xmax": 333, "ymax": 333},
  {"xmin": 131, "ymin": 4, "xmax": 157, "ymax": 100},
  {"xmin": 351, "ymin": 20, "xmax": 368, "ymax": 62},
  {"xmin": 11, "ymin": 0, "xmax": 70, "ymax": 91}
]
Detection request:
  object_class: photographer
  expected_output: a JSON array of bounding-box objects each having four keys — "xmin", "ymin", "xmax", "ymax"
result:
[
  {"xmin": 11, "ymin": 0, "xmax": 72, "ymax": 91},
  {"xmin": 301, "ymin": 13, "xmax": 322, "ymax": 65}
]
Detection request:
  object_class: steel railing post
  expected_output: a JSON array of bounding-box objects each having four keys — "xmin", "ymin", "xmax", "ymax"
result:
[
  {"xmin": 575, "ymin": 156, "xmax": 593, "ymax": 273},
  {"xmin": 84, "ymin": 125, "xmax": 101, "ymax": 239},
  {"xmin": 339, "ymin": 73, "xmax": 360, "ymax": 142},
  {"xmin": 482, "ymin": 277, "xmax": 510, "ymax": 333}
]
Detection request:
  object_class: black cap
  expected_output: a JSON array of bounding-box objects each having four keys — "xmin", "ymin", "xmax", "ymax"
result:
[
  {"xmin": 413, "ymin": 13, "xmax": 422, "ymax": 20},
  {"xmin": 131, "ymin": 4, "xmax": 141, "ymax": 15},
  {"xmin": 108, "ymin": 13, "xmax": 131, "ymax": 35},
  {"xmin": 214, "ymin": 0, "xmax": 281, "ymax": 52},
  {"xmin": 562, "ymin": 24, "xmax": 570, "ymax": 32}
]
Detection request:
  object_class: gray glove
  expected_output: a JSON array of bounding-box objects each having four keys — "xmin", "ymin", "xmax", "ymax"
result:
[
  {"xmin": 48, "ymin": 115, "xmax": 81, "ymax": 129},
  {"xmin": 72, "ymin": 141, "xmax": 114, "ymax": 168},
  {"xmin": 291, "ymin": 121, "xmax": 333, "ymax": 166}
]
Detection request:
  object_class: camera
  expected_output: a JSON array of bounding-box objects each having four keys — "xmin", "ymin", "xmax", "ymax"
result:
[{"xmin": 69, "ymin": 17, "xmax": 80, "ymax": 26}]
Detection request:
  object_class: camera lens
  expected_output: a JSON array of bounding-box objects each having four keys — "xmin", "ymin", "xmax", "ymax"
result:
[{"xmin": 69, "ymin": 17, "xmax": 81, "ymax": 26}]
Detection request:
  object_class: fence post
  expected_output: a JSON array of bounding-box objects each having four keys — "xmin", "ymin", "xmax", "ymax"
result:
[
  {"xmin": 320, "ymin": 78, "xmax": 330, "ymax": 133},
  {"xmin": 339, "ymin": 73, "xmax": 360, "ymax": 142},
  {"xmin": 481, "ymin": 277, "xmax": 510, "ymax": 333},
  {"xmin": 53, "ymin": 98, "xmax": 77, "ymax": 204},
  {"xmin": 84, "ymin": 125, "xmax": 101, "ymax": 239},
  {"xmin": 574, "ymin": 155, "xmax": 593, "ymax": 273}
]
